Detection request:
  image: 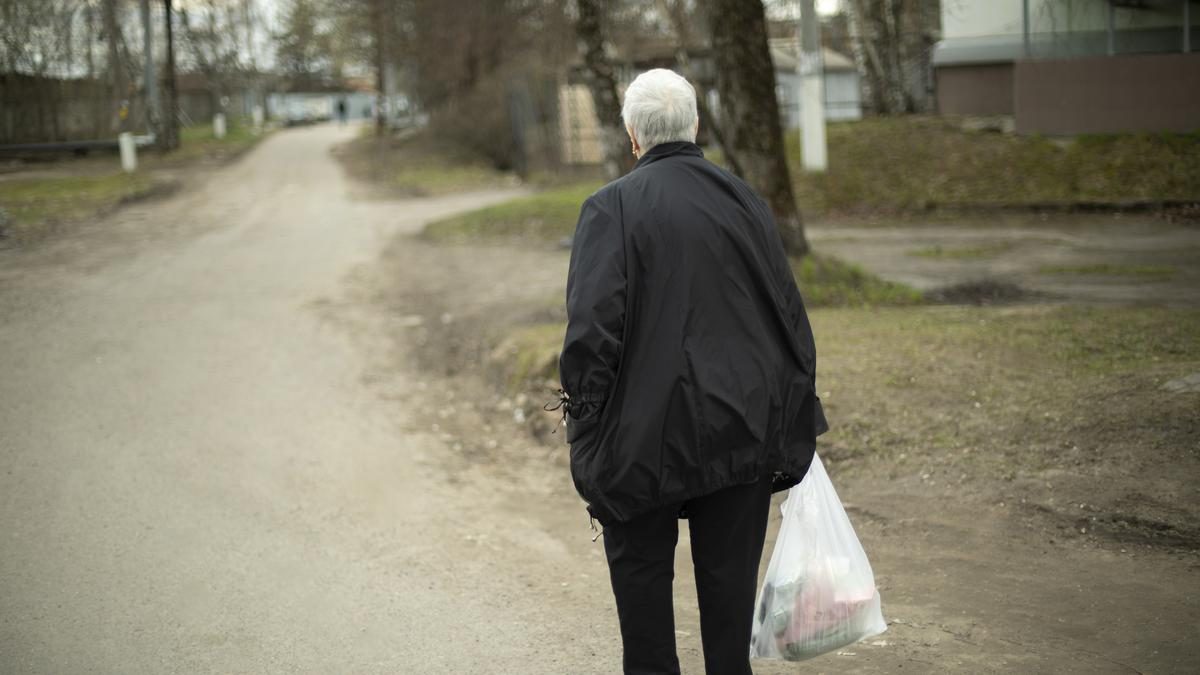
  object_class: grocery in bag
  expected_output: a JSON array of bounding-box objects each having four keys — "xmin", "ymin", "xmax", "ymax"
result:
[{"xmin": 749, "ymin": 454, "xmax": 887, "ymax": 661}]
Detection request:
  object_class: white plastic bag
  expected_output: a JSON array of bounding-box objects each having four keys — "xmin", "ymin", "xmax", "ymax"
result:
[{"xmin": 750, "ymin": 454, "xmax": 887, "ymax": 661}]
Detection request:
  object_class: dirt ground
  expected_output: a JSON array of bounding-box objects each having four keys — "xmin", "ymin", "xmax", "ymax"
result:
[
  {"xmin": 359, "ymin": 235, "xmax": 1199, "ymax": 675},
  {"xmin": 810, "ymin": 216, "xmax": 1200, "ymax": 308},
  {"xmin": 2, "ymin": 124, "xmax": 1196, "ymax": 674}
]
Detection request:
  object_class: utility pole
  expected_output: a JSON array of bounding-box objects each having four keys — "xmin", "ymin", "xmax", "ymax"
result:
[
  {"xmin": 372, "ymin": 0, "xmax": 389, "ymax": 135},
  {"xmin": 799, "ymin": 0, "xmax": 827, "ymax": 172},
  {"xmin": 161, "ymin": 0, "xmax": 179, "ymax": 151},
  {"xmin": 141, "ymin": 0, "xmax": 159, "ymax": 138}
]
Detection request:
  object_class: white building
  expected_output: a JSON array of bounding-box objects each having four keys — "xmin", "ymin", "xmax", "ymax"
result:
[{"xmin": 769, "ymin": 39, "xmax": 863, "ymax": 129}]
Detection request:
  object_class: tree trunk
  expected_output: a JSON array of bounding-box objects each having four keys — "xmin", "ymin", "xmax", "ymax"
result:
[
  {"xmin": 160, "ymin": 0, "xmax": 179, "ymax": 151},
  {"xmin": 844, "ymin": 0, "xmax": 873, "ymax": 111},
  {"xmin": 708, "ymin": 0, "xmax": 809, "ymax": 256},
  {"xmin": 372, "ymin": 0, "xmax": 388, "ymax": 136},
  {"xmin": 575, "ymin": 0, "xmax": 635, "ymax": 179},
  {"xmin": 847, "ymin": 0, "xmax": 938, "ymax": 114},
  {"xmin": 657, "ymin": 0, "xmax": 743, "ymax": 177},
  {"xmin": 103, "ymin": 0, "xmax": 128, "ymax": 134}
]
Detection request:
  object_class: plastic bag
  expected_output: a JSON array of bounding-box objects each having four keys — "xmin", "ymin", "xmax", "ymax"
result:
[{"xmin": 750, "ymin": 454, "xmax": 887, "ymax": 661}]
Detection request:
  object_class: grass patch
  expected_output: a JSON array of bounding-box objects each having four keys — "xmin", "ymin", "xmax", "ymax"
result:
[
  {"xmin": 794, "ymin": 254, "xmax": 924, "ymax": 307},
  {"xmin": 1038, "ymin": 263, "xmax": 1177, "ymax": 279},
  {"xmin": 0, "ymin": 122, "xmax": 266, "ymax": 245},
  {"xmin": 335, "ymin": 129, "xmax": 515, "ymax": 197},
  {"xmin": 859, "ymin": 305, "xmax": 1200, "ymax": 376},
  {"xmin": 425, "ymin": 182, "xmax": 922, "ymax": 307},
  {"xmin": 810, "ymin": 303, "xmax": 1200, "ymax": 486},
  {"xmin": 488, "ymin": 322, "xmax": 565, "ymax": 392},
  {"xmin": 0, "ymin": 172, "xmax": 158, "ymax": 243},
  {"xmin": 992, "ymin": 305, "xmax": 1199, "ymax": 374},
  {"xmin": 423, "ymin": 181, "xmax": 600, "ymax": 243},
  {"xmin": 909, "ymin": 242, "xmax": 1015, "ymax": 260},
  {"xmin": 169, "ymin": 122, "xmax": 267, "ymax": 163},
  {"xmin": 708, "ymin": 117, "xmax": 1200, "ymax": 215},
  {"xmin": 428, "ymin": 116, "xmax": 1200, "ymax": 224},
  {"xmin": 486, "ymin": 255, "xmax": 927, "ymax": 389}
]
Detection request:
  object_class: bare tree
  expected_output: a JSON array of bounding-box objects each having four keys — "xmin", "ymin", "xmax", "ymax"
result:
[
  {"xmin": 161, "ymin": 0, "xmax": 179, "ymax": 150},
  {"xmin": 708, "ymin": 0, "xmax": 809, "ymax": 256},
  {"xmin": 178, "ymin": 0, "xmax": 246, "ymax": 118},
  {"xmin": 368, "ymin": 0, "xmax": 390, "ymax": 135},
  {"xmin": 845, "ymin": 0, "xmax": 940, "ymax": 114},
  {"xmin": 575, "ymin": 0, "xmax": 635, "ymax": 178},
  {"xmin": 275, "ymin": 0, "xmax": 332, "ymax": 88},
  {"xmin": 101, "ymin": 0, "xmax": 131, "ymax": 132},
  {"xmin": 397, "ymin": 0, "xmax": 572, "ymax": 170},
  {"xmin": 656, "ymin": 0, "xmax": 742, "ymax": 176}
]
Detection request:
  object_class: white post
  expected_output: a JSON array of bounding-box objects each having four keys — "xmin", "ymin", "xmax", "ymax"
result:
[
  {"xmin": 118, "ymin": 132, "xmax": 137, "ymax": 172},
  {"xmin": 213, "ymin": 113, "xmax": 226, "ymax": 139},
  {"xmin": 251, "ymin": 105, "xmax": 264, "ymax": 133},
  {"xmin": 799, "ymin": 0, "xmax": 828, "ymax": 172}
]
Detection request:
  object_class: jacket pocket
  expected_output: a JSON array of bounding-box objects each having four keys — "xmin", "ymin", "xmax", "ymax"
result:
[
  {"xmin": 566, "ymin": 414, "xmax": 600, "ymax": 443},
  {"xmin": 569, "ymin": 424, "xmax": 605, "ymax": 503}
]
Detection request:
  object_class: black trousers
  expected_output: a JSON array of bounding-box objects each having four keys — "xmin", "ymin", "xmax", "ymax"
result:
[{"xmin": 602, "ymin": 477, "xmax": 773, "ymax": 675}]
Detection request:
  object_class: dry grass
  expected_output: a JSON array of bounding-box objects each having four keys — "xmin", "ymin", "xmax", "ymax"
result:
[
  {"xmin": 709, "ymin": 117, "xmax": 1200, "ymax": 215},
  {"xmin": 0, "ymin": 122, "xmax": 268, "ymax": 245},
  {"xmin": 0, "ymin": 173, "xmax": 158, "ymax": 245},
  {"xmin": 334, "ymin": 129, "xmax": 516, "ymax": 197}
]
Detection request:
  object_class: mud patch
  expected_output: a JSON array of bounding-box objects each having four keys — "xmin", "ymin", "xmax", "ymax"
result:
[{"xmin": 926, "ymin": 279, "xmax": 1038, "ymax": 305}]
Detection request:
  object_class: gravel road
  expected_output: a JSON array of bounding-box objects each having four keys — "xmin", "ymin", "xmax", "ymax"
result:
[{"xmin": 0, "ymin": 125, "xmax": 612, "ymax": 674}]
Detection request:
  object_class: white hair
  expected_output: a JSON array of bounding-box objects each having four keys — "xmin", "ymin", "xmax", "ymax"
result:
[{"xmin": 621, "ymin": 68, "xmax": 699, "ymax": 152}]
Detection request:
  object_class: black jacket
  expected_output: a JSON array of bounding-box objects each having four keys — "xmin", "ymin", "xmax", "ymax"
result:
[{"xmin": 559, "ymin": 141, "xmax": 828, "ymax": 525}]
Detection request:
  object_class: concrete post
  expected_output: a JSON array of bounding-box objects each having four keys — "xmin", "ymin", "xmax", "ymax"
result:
[
  {"xmin": 1185, "ymin": 0, "xmax": 1192, "ymax": 53},
  {"xmin": 799, "ymin": 0, "xmax": 827, "ymax": 172},
  {"xmin": 118, "ymin": 132, "xmax": 137, "ymax": 172},
  {"xmin": 252, "ymin": 105, "xmax": 264, "ymax": 133},
  {"xmin": 213, "ymin": 113, "xmax": 226, "ymax": 139}
]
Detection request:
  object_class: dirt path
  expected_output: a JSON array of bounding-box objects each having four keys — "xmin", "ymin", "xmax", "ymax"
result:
[
  {"xmin": 344, "ymin": 209, "xmax": 1200, "ymax": 671},
  {"xmin": 2, "ymin": 125, "xmax": 1195, "ymax": 674},
  {"xmin": 810, "ymin": 217, "xmax": 1200, "ymax": 307},
  {"xmin": 0, "ymin": 125, "xmax": 611, "ymax": 673}
]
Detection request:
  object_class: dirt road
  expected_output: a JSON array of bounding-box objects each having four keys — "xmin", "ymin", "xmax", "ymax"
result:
[
  {"xmin": 0, "ymin": 125, "xmax": 612, "ymax": 673},
  {"xmin": 2, "ymin": 125, "xmax": 1196, "ymax": 674}
]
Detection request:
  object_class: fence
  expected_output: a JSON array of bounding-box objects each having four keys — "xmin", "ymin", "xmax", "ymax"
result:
[{"xmin": 0, "ymin": 73, "xmax": 150, "ymax": 144}]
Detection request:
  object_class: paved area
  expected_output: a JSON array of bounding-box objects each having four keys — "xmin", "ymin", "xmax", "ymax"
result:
[{"xmin": 811, "ymin": 218, "xmax": 1200, "ymax": 306}]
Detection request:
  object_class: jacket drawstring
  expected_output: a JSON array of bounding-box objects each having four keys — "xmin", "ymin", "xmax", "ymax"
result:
[{"xmin": 543, "ymin": 388, "xmax": 570, "ymax": 434}]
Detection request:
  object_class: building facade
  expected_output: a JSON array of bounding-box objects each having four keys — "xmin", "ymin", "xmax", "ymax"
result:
[{"xmin": 934, "ymin": 0, "xmax": 1200, "ymax": 134}]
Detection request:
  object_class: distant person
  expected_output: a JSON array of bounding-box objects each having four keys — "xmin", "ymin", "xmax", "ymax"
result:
[
  {"xmin": 336, "ymin": 98, "xmax": 347, "ymax": 125},
  {"xmin": 557, "ymin": 68, "xmax": 828, "ymax": 674}
]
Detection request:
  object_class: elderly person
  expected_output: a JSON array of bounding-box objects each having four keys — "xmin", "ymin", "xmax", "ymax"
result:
[{"xmin": 558, "ymin": 68, "xmax": 828, "ymax": 674}]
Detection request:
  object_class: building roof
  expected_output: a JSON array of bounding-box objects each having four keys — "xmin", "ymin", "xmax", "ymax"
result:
[
  {"xmin": 932, "ymin": 36, "xmax": 1026, "ymax": 66},
  {"xmin": 767, "ymin": 38, "xmax": 857, "ymax": 72}
]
